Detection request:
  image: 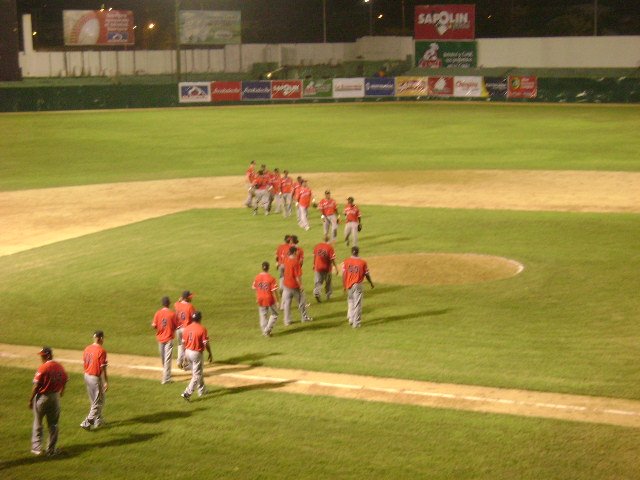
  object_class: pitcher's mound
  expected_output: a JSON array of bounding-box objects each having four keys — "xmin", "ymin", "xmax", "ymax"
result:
[{"xmin": 366, "ymin": 253, "xmax": 524, "ymax": 286}]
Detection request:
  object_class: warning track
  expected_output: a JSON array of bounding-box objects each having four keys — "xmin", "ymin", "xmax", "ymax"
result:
[{"xmin": 2, "ymin": 343, "xmax": 640, "ymax": 429}]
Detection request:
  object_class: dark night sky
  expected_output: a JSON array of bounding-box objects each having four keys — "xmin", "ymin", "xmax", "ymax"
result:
[{"xmin": 17, "ymin": 0, "xmax": 640, "ymax": 49}]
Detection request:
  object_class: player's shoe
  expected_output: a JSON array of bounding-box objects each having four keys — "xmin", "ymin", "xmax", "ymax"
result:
[
  {"xmin": 181, "ymin": 392, "xmax": 191, "ymax": 402},
  {"xmin": 31, "ymin": 449, "xmax": 42, "ymax": 456},
  {"xmin": 314, "ymin": 294, "xmax": 321, "ymax": 303},
  {"xmin": 302, "ymin": 316, "xmax": 313, "ymax": 322},
  {"xmin": 80, "ymin": 420, "xmax": 92, "ymax": 430}
]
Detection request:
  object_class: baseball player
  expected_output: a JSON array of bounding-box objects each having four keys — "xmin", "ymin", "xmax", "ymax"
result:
[
  {"xmin": 292, "ymin": 176, "xmax": 304, "ymax": 222},
  {"xmin": 29, "ymin": 346, "xmax": 68, "ymax": 456},
  {"xmin": 316, "ymin": 190, "xmax": 340, "ymax": 242},
  {"xmin": 276, "ymin": 234, "xmax": 292, "ymax": 292},
  {"xmin": 343, "ymin": 196, "xmax": 362, "ymax": 247},
  {"xmin": 290, "ymin": 235, "xmax": 304, "ymax": 266},
  {"xmin": 252, "ymin": 261, "xmax": 280, "ymax": 336},
  {"xmin": 342, "ymin": 246, "xmax": 374, "ymax": 328},
  {"xmin": 313, "ymin": 235, "xmax": 339, "ymax": 303},
  {"xmin": 269, "ymin": 168, "xmax": 282, "ymax": 214},
  {"xmin": 151, "ymin": 296, "xmax": 179, "ymax": 384},
  {"xmin": 180, "ymin": 311, "xmax": 213, "ymax": 401},
  {"xmin": 80, "ymin": 330, "xmax": 108, "ymax": 430},
  {"xmin": 280, "ymin": 170, "xmax": 294, "ymax": 217},
  {"xmin": 282, "ymin": 246, "xmax": 312, "ymax": 325},
  {"xmin": 174, "ymin": 291, "xmax": 196, "ymax": 370},
  {"xmin": 244, "ymin": 160, "xmax": 256, "ymax": 209},
  {"xmin": 252, "ymin": 168, "xmax": 272, "ymax": 215},
  {"xmin": 297, "ymin": 180, "xmax": 314, "ymax": 231}
]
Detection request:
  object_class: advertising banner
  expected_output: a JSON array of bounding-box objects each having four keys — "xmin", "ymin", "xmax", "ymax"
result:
[
  {"xmin": 178, "ymin": 82, "xmax": 211, "ymax": 103},
  {"xmin": 508, "ymin": 76, "xmax": 538, "ymax": 99},
  {"xmin": 179, "ymin": 10, "xmax": 241, "ymax": 45},
  {"xmin": 428, "ymin": 76, "xmax": 454, "ymax": 96},
  {"xmin": 242, "ymin": 81, "xmax": 272, "ymax": 101},
  {"xmin": 212, "ymin": 81, "xmax": 242, "ymax": 102},
  {"xmin": 271, "ymin": 80, "xmax": 303, "ymax": 100},
  {"xmin": 63, "ymin": 10, "xmax": 134, "ymax": 46},
  {"xmin": 415, "ymin": 4, "xmax": 475, "ymax": 40},
  {"xmin": 364, "ymin": 77, "xmax": 395, "ymax": 97},
  {"xmin": 454, "ymin": 76, "xmax": 485, "ymax": 97},
  {"xmin": 485, "ymin": 77, "xmax": 508, "ymax": 99},
  {"xmin": 395, "ymin": 76, "xmax": 429, "ymax": 97},
  {"xmin": 303, "ymin": 79, "xmax": 333, "ymax": 98},
  {"xmin": 332, "ymin": 78, "xmax": 365, "ymax": 98},
  {"xmin": 415, "ymin": 41, "xmax": 476, "ymax": 68}
]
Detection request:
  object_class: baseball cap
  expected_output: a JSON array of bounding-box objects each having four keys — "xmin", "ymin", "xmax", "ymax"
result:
[
  {"xmin": 38, "ymin": 346, "xmax": 52, "ymax": 357},
  {"xmin": 93, "ymin": 330, "xmax": 104, "ymax": 339},
  {"xmin": 325, "ymin": 190, "xmax": 330, "ymax": 194},
  {"xmin": 182, "ymin": 290, "xmax": 194, "ymax": 300},
  {"xmin": 191, "ymin": 311, "xmax": 202, "ymax": 322}
]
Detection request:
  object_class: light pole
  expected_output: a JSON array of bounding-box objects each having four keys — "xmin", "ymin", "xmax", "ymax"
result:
[
  {"xmin": 322, "ymin": 0, "xmax": 327, "ymax": 42},
  {"xmin": 364, "ymin": 0, "xmax": 373, "ymax": 36}
]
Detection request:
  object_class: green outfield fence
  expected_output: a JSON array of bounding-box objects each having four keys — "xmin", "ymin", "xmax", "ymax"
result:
[{"xmin": 1, "ymin": 67, "xmax": 639, "ymax": 111}]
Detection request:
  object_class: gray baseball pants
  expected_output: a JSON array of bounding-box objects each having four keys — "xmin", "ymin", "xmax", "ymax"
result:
[
  {"xmin": 244, "ymin": 183, "xmax": 255, "ymax": 207},
  {"xmin": 282, "ymin": 287, "xmax": 311, "ymax": 325},
  {"xmin": 176, "ymin": 327, "xmax": 185, "ymax": 367},
  {"xmin": 32, "ymin": 392, "xmax": 61, "ymax": 454},
  {"xmin": 158, "ymin": 340, "xmax": 173, "ymax": 383},
  {"xmin": 255, "ymin": 189, "xmax": 270, "ymax": 213},
  {"xmin": 83, "ymin": 373, "xmax": 105, "ymax": 425},
  {"xmin": 259, "ymin": 305, "xmax": 279, "ymax": 334},
  {"xmin": 282, "ymin": 193, "xmax": 293, "ymax": 217},
  {"xmin": 347, "ymin": 282, "xmax": 364, "ymax": 327},
  {"xmin": 344, "ymin": 221, "xmax": 359, "ymax": 246},
  {"xmin": 314, "ymin": 270, "xmax": 333, "ymax": 299},
  {"xmin": 298, "ymin": 206, "xmax": 310, "ymax": 229},
  {"xmin": 323, "ymin": 214, "xmax": 338, "ymax": 241},
  {"xmin": 184, "ymin": 349, "xmax": 206, "ymax": 396}
]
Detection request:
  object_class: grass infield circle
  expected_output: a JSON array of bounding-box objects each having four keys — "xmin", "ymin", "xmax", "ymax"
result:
[{"xmin": 366, "ymin": 253, "xmax": 524, "ymax": 286}]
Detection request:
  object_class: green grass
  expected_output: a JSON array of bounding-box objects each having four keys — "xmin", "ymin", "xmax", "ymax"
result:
[
  {"xmin": 1, "ymin": 206, "xmax": 638, "ymax": 400},
  {"xmin": 1, "ymin": 103, "xmax": 639, "ymax": 190},
  {"xmin": 2, "ymin": 367, "xmax": 639, "ymax": 480}
]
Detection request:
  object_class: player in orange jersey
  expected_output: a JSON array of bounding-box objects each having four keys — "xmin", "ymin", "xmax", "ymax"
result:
[
  {"xmin": 297, "ymin": 180, "xmax": 314, "ymax": 231},
  {"xmin": 29, "ymin": 346, "xmax": 68, "ymax": 456},
  {"xmin": 292, "ymin": 176, "xmax": 304, "ymax": 222},
  {"xmin": 276, "ymin": 234, "xmax": 292, "ymax": 292},
  {"xmin": 316, "ymin": 190, "xmax": 340, "ymax": 242},
  {"xmin": 269, "ymin": 167, "xmax": 282, "ymax": 214},
  {"xmin": 280, "ymin": 170, "xmax": 294, "ymax": 217},
  {"xmin": 343, "ymin": 196, "xmax": 362, "ymax": 247},
  {"xmin": 252, "ymin": 261, "xmax": 280, "ymax": 336},
  {"xmin": 282, "ymin": 246, "xmax": 312, "ymax": 325},
  {"xmin": 152, "ymin": 296, "xmax": 179, "ymax": 384},
  {"xmin": 174, "ymin": 290, "xmax": 196, "ymax": 370},
  {"xmin": 252, "ymin": 168, "xmax": 272, "ymax": 215},
  {"xmin": 244, "ymin": 160, "xmax": 256, "ymax": 208},
  {"xmin": 342, "ymin": 246, "xmax": 374, "ymax": 328},
  {"xmin": 80, "ymin": 330, "xmax": 108, "ymax": 430},
  {"xmin": 313, "ymin": 235, "xmax": 339, "ymax": 303},
  {"xmin": 180, "ymin": 311, "xmax": 213, "ymax": 401}
]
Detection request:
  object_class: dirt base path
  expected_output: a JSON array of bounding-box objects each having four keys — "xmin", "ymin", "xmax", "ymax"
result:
[
  {"xmin": 2, "ymin": 343, "xmax": 640, "ymax": 429},
  {"xmin": 1, "ymin": 170, "xmax": 639, "ymax": 257}
]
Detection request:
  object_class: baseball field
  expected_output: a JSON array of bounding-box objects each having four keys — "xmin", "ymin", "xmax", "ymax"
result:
[{"xmin": 1, "ymin": 102, "xmax": 640, "ymax": 479}]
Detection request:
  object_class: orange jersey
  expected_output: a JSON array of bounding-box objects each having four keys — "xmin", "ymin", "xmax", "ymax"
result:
[
  {"xmin": 342, "ymin": 256, "xmax": 369, "ymax": 289},
  {"xmin": 344, "ymin": 204, "xmax": 361, "ymax": 222},
  {"xmin": 276, "ymin": 243, "xmax": 290, "ymax": 266},
  {"xmin": 182, "ymin": 322, "xmax": 209, "ymax": 351},
  {"xmin": 152, "ymin": 307, "xmax": 178, "ymax": 343},
  {"xmin": 253, "ymin": 174, "xmax": 270, "ymax": 190},
  {"xmin": 252, "ymin": 272, "xmax": 278, "ymax": 307},
  {"xmin": 175, "ymin": 301, "xmax": 196, "ymax": 328},
  {"xmin": 83, "ymin": 343, "xmax": 108, "ymax": 376},
  {"xmin": 33, "ymin": 360, "xmax": 68, "ymax": 395},
  {"xmin": 292, "ymin": 183, "xmax": 302, "ymax": 200},
  {"xmin": 281, "ymin": 176, "xmax": 293, "ymax": 193},
  {"xmin": 313, "ymin": 242, "xmax": 336, "ymax": 272},
  {"xmin": 245, "ymin": 165, "xmax": 255, "ymax": 182},
  {"xmin": 283, "ymin": 256, "xmax": 303, "ymax": 289},
  {"xmin": 298, "ymin": 187, "xmax": 312, "ymax": 208},
  {"xmin": 318, "ymin": 198, "xmax": 338, "ymax": 216},
  {"xmin": 270, "ymin": 174, "xmax": 282, "ymax": 193}
]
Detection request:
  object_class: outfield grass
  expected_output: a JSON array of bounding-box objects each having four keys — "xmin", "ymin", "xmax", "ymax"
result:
[
  {"xmin": 2, "ymin": 367, "xmax": 639, "ymax": 480},
  {"xmin": 1, "ymin": 103, "xmax": 639, "ymax": 191}
]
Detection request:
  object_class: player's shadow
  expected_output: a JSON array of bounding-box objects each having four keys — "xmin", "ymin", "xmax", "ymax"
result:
[
  {"xmin": 365, "ymin": 308, "xmax": 450, "ymax": 327},
  {"xmin": 274, "ymin": 312, "xmax": 349, "ymax": 336},
  {"xmin": 106, "ymin": 409, "xmax": 205, "ymax": 428},
  {"xmin": 362, "ymin": 235, "xmax": 413, "ymax": 247},
  {"xmin": 194, "ymin": 380, "xmax": 295, "ymax": 402},
  {"xmin": 0, "ymin": 433, "xmax": 162, "ymax": 470},
  {"xmin": 217, "ymin": 352, "xmax": 282, "ymax": 366}
]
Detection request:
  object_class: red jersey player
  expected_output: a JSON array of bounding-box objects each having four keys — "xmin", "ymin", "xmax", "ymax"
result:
[{"xmin": 252, "ymin": 261, "xmax": 280, "ymax": 336}]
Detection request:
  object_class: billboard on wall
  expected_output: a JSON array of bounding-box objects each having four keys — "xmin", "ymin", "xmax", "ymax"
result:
[
  {"xmin": 508, "ymin": 76, "xmax": 538, "ymax": 99},
  {"xmin": 415, "ymin": 41, "xmax": 476, "ymax": 69},
  {"xmin": 364, "ymin": 78, "xmax": 395, "ymax": 97},
  {"xmin": 63, "ymin": 10, "xmax": 135, "ymax": 46},
  {"xmin": 179, "ymin": 11, "xmax": 241, "ymax": 45},
  {"xmin": 242, "ymin": 81, "xmax": 271, "ymax": 100},
  {"xmin": 179, "ymin": 82, "xmax": 211, "ymax": 103},
  {"xmin": 428, "ymin": 76, "xmax": 454, "ymax": 96},
  {"xmin": 332, "ymin": 78, "xmax": 365, "ymax": 98},
  {"xmin": 395, "ymin": 76, "xmax": 429, "ymax": 97},
  {"xmin": 415, "ymin": 4, "xmax": 475, "ymax": 40},
  {"xmin": 485, "ymin": 77, "xmax": 508, "ymax": 98},
  {"xmin": 303, "ymin": 79, "xmax": 333, "ymax": 98},
  {"xmin": 271, "ymin": 80, "xmax": 303, "ymax": 100},
  {"xmin": 454, "ymin": 76, "xmax": 485, "ymax": 97},
  {"xmin": 212, "ymin": 81, "xmax": 242, "ymax": 102}
]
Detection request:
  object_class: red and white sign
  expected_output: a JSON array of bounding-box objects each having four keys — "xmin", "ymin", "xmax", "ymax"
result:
[
  {"xmin": 271, "ymin": 80, "xmax": 303, "ymax": 100},
  {"xmin": 508, "ymin": 76, "xmax": 538, "ymax": 99},
  {"xmin": 428, "ymin": 76, "xmax": 454, "ymax": 96},
  {"xmin": 212, "ymin": 81, "xmax": 242, "ymax": 102},
  {"xmin": 454, "ymin": 76, "xmax": 484, "ymax": 97},
  {"xmin": 63, "ymin": 10, "xmax": 135, "ymax": 46},
  {"xmin": 415, "ymin": 5, "xmax": 475, "ymax": 40}
]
